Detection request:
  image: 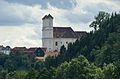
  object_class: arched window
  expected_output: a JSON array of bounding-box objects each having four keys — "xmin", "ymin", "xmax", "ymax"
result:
[{"xmin": 55, "ymin": 42, "xmax": 58, "ymax": 46}]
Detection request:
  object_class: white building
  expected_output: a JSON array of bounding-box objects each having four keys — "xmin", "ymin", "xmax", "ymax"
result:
[
  {"xmin": 42, "ymin": 14, "xmax": 87, "ymax": 52},
  {"xmin": 0, "ymin": 45, "xmax": 11, "ymax": 55}
]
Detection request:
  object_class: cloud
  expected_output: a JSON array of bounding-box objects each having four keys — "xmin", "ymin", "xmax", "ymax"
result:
[
  {"xmin": 64, "ymin": 13, "xmax": 93, "ymax": 24},
  {"xmin": 109, "ymin": 0, "xmax": 120, "ymax": 3},
  {"xmin": 0, "ymin": 0, "xmax": 120, "ymax": 47},
  {"xmin": 83, "ymin": 3, "xmax": 112, "ymax": 13},
  {"xmin": 0, "ymin": 24, "xmax": 42, "ymax": 47},
  {"xmin": 1, "ymin": 0, "xmax": 119, "ymax": 26},
  {"xmin": 0, "ymin": 0, "xmax": 42, "ymax": 26},
  {"xmin": 5, "ymin": 0, "xmax": 77, "ymax": 9},
  {"xmin": 63, "ymin": 0, "xmax": 119, "ymax": 25}
]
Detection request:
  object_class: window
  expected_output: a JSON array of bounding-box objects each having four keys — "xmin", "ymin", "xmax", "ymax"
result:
[
  {"xmin": 55, "ymin": 42, "xmax": 58, "ymax": 46},
  {"xmin": 61, "ymin": 42, "xmax": 62, "ymax": 44},
  {"xmin": 66, "ymin": 42, "xmax": 68, "ymax": 44},
  {"xmin": 49, "ymin": 48, "xmax": 51, "ymax": 51}
]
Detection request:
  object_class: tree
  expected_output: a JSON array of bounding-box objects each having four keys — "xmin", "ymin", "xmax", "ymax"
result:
[
  {"xmin": 90, "ymin": 11, "xmax": 110, "ymax": 31},
  {"xmin": 102, "ymin": 64, "xmax": 116, "ymax": 79},
  {"xmin": 37, "ymin": 67, "xmax": 55, "ymax": 79},
  {"xmin": 60, "ymin": 45, "xmax": 66, "ymax": 55},
  {"xmin": 55, "ymin": 55, "xmax": 101, "ymax": 79},
  {"xmin": 0, "ymin": 69, "xmax": 8, "ymax": 79},
  {"xmin": 93, "ymin": 31, "xmax": 120, "ymax": 66},
  {"xmin": 26, "ymin": 69, "xmax": 38, "ymax": 79},
  {"xmin": 5, "ymin": 70, "xmax": 27, "ymax": 79},
  {"xmin": 35, "ymin": 48, "xmax": 45, "ymax": 57}
]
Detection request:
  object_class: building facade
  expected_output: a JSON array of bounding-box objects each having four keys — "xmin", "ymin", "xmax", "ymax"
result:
[
  {"xmin": 0, "ymin": 45, "xmax": 11, "ymax": 55},
  {"xmin": 42, "ymin": 14, "xmax": 87, "ymax": 52}
]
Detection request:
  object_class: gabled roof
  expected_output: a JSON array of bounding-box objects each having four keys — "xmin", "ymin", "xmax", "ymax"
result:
[
  {"xmin": 75, "ymin": 31, "xmax": 87, "ymax": 38},
  {"xmin": 42, "ymin": 14, "xmax": 53, "ymax": 20},
  {"xmin": 53, "ymin": 27, "xmax": 77, "ymax": 38},
  {"xmin": 53, "ymin": 27, "xmax": 87, "ymax": 38}
]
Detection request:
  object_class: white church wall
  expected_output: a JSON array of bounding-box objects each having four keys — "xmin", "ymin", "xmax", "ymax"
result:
[
  {"xmin": 43, "ymin": 18, "xmax": 53, "ymax": 27},
  {"xmin": 42, "ymin": 27, "xmax": 53, "ymax": 39},
  {"xmin": 42, "ymin": 38, "xmax": 54, "ymax": 52},
  {"xmin": 53, "ymin": 38, "xmax": 77, "ymax": 51}
]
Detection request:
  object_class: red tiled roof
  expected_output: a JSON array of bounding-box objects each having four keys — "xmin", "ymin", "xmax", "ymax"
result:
[
  {"xmin": 46, "ymin": 51, "xmax": 59, "ymax": 57},
  {"xmin": 11, "ymin": 47, "xmax": 47, "ymax": 54}
]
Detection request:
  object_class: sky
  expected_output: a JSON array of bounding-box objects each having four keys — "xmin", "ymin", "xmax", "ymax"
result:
[{"xmin": 0, "ymin": 0, "xmax": 119, "ymax": 48}]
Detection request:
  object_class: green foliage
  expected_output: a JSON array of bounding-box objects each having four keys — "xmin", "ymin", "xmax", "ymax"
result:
[
  {"xmin": 6, "ymin": 70, "xmax": 27, "ymax": 79},
  {"xmin": 0, "ymin": 52, "xmax": 35, "ymax": 72},
  {"xmin": 0, "ymin": 69, "xmax": 8, "ymax": 79},
  {"xmin": 90, "ymin": 11, "xmax": 110, "ymax": 30},
  {"xmin": 93, "ymin": 26, "xmax": 120, "ymax": 66},
  {"xmin": 55, "ymin": 56, "xmax": 101, "ymax": 79},
  {"xmin": 26, "ymin": 69, "xmax": 38, "ymax": 79},
  {"xmin": 102, "ymin": 64, "xmax": 116, "ymax": 79},
  {"xmin": 37, "ymin": 67, "xmax": 55, "ymax": 79},
  {"xmin": 35, "ymin": 48, "xmax": 45, "ymax": 57},
  {"xmin": 60, "ymin": 45, "xmax": 66, "ymax": 55},
  {"xmin": 0, "ymin": 11, "xmax": 120, "ymax": 79}
]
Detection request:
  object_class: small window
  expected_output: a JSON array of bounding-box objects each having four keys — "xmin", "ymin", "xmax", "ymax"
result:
[
  {"xmin": 49, "ymin": 48, "xmax": 51, "ymax": 51},
  {"xmin": 61, "ymin": 42, "xmax": 62, "ymax": 44},
  {"xmin": 55, "ymin": 42, "xmax": 58, "ymax": 46},
  {"xmin": 66, "ymin": 42, "xmax": 68, "ymax": 44}
]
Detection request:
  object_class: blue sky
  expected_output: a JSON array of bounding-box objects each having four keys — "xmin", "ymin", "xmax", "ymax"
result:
[{"xmin": 0, "ymin": 0, "xmax": 119, "ymax": 47}]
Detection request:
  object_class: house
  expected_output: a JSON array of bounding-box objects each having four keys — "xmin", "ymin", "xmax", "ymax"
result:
[
  {"xmin": 45, "ymin": 51, "xmax": 59, "ymax": 58},
  {"xmin": 11, "ymin": 47, "xmax": 47, "ymax": 61},
  {"xmin": 11, "ymin": 47, "xmax": 47, "ymax": 55},
  {"xmin": 36, "ymin": 51, "xmax": 59, "ymax": 61},
  {"xmin": 0, "ymin": 45, "xmax": 11, "ymax": 55},
  {"xmin": 42, "ymin": 14, "xmax": 87, "ymax": 52}
]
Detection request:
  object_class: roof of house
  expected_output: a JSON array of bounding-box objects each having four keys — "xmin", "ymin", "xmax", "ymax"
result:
[
  {"xmin": 11, "ymin": 47, "xmax": 47, "ymax": 54},
  {"xmin": 53, "ymin": 27, "xmax": 87, "ymax": 38},
  {"xmin": 12, "ymin": 47, "xmax": 27, "ymax": 50},
  {"xmin": 46, "ymin": 51, "xmax": 59, "ymax": 57},
  {"xmin": 0, "ymin": 45, "xmax": 4, "ymax": 48},
  {"xmin": 75, "ymin": 31, "xmax": 87, "ymax": 38}
]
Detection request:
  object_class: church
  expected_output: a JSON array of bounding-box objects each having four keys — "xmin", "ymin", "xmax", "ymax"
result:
[{"xmin": 42, "ymin": 14, "xmax": 87, "ymax": 52}]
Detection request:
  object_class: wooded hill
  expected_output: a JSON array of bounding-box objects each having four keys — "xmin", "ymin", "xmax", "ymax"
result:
[{"xmin": 0, "ymin": 11, "xmax": 120, "ymax": 79}]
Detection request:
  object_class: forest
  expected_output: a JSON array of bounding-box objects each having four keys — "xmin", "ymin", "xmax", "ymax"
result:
[{"xmin": 0, "ymin": 11, "xmax": 120, "ymax": 79}]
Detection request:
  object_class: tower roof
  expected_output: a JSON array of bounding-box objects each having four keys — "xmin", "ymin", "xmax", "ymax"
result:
[{"xmin": 42, "ymin": 14, "xmax": 53, "ymax": 20}]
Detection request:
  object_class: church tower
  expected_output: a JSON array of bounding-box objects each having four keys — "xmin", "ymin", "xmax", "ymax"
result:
[{"xmin": 42, "ymin": 14, "xmax": 54, "ymax": 52}]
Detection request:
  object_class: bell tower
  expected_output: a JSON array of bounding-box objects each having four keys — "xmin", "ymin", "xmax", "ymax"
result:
[{"xmin": 42, "ymin": 14, "xmax": 54, "ymax": 52}]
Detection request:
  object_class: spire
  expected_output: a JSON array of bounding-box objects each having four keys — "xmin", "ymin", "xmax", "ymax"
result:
[
  {"xmin": 48, "ymin": 14, "xmax": 53, "ymax": 19},
  {"xmin": 42, "ymin": 14, "xmax": 53, "ymax": 20}
]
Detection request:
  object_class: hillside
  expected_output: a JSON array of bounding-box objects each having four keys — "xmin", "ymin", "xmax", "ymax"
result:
[{"xmin": 0, "ymin": 11, "xmax": 120, "ymax": 79}]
